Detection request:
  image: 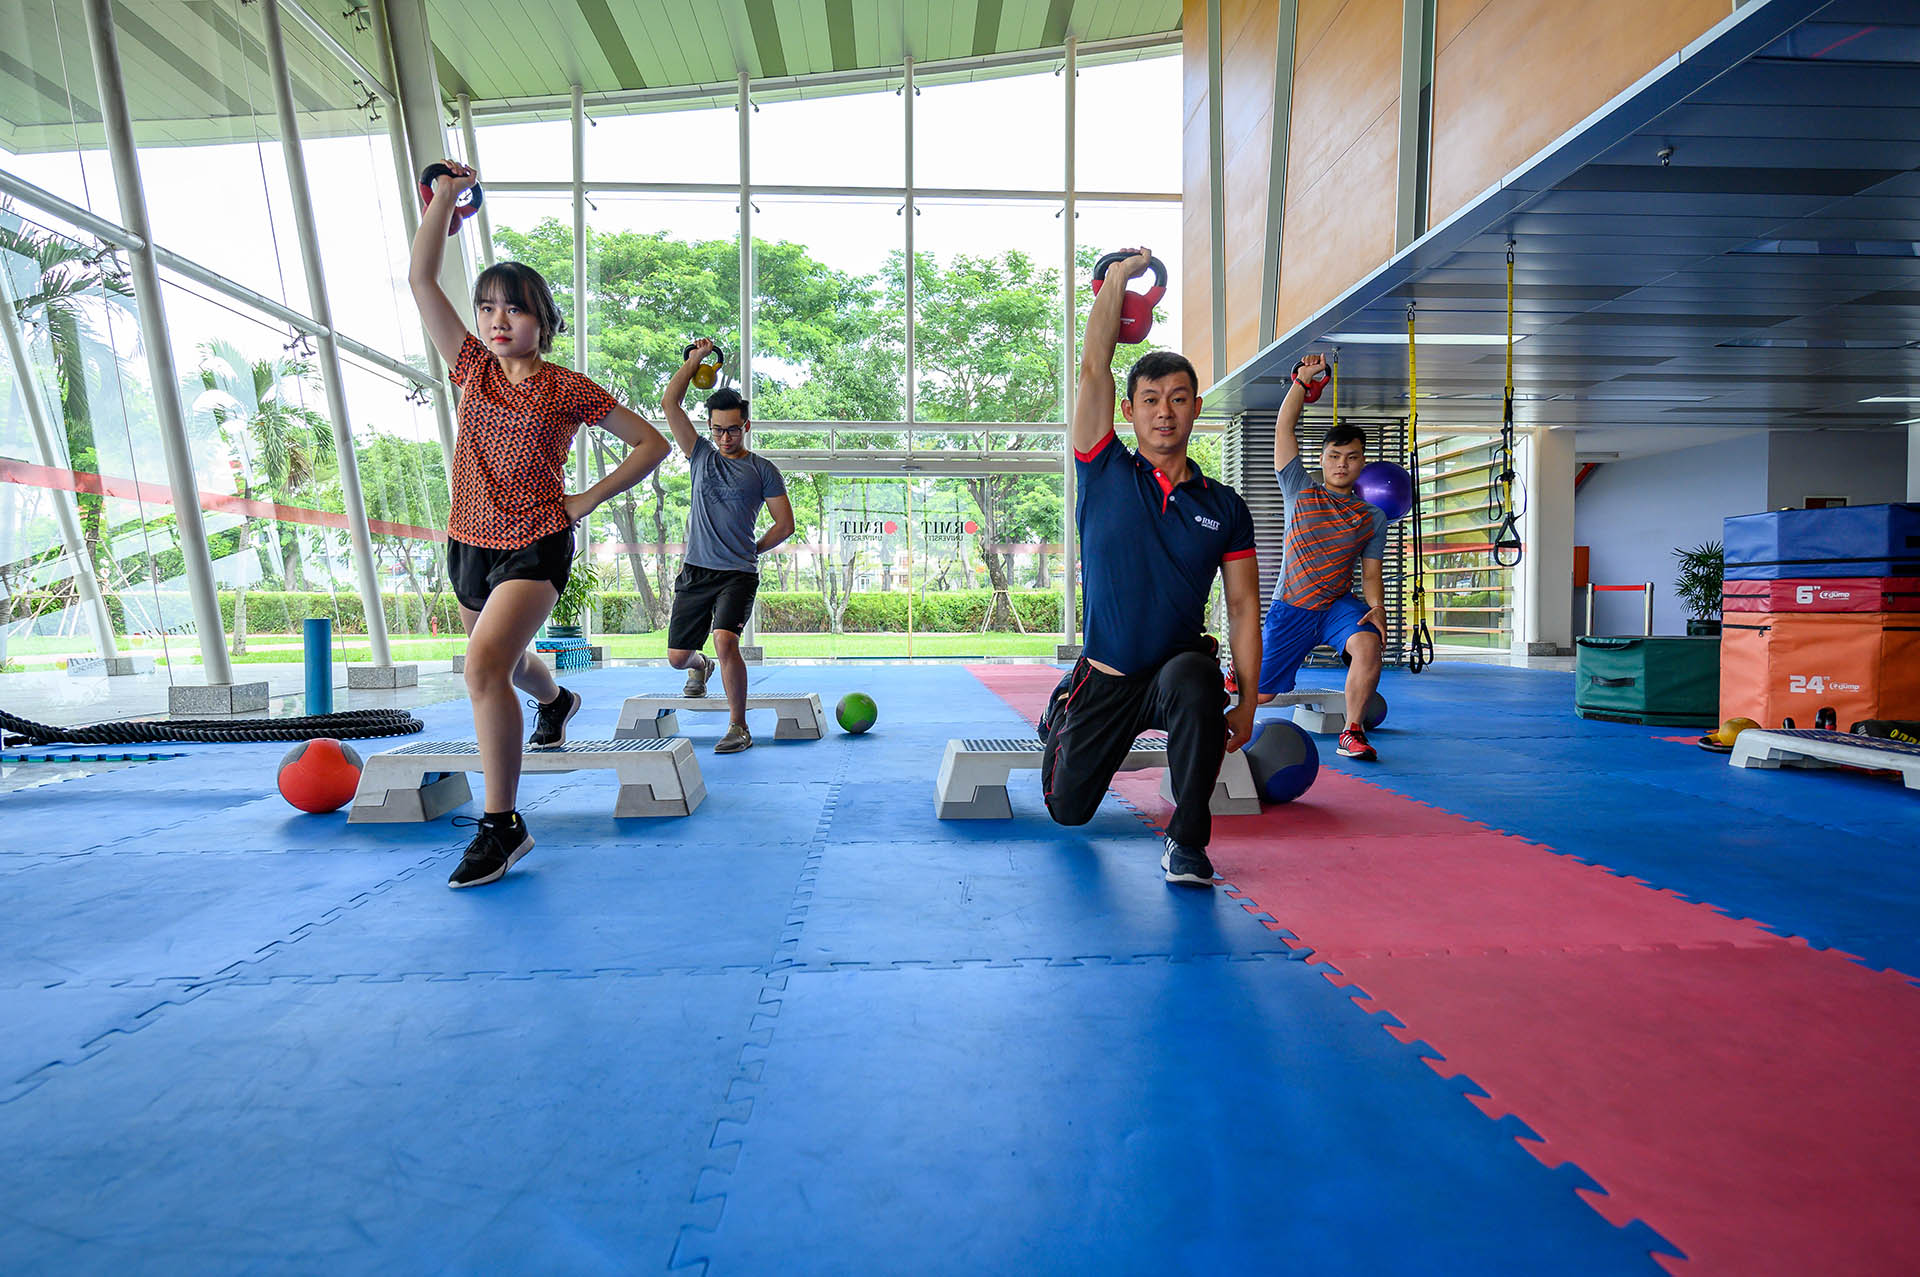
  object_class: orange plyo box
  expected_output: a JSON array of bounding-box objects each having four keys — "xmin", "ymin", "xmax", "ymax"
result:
[{"xmin": 1720, "ymin": 611, "xmax": 1920, "ymax": 727}]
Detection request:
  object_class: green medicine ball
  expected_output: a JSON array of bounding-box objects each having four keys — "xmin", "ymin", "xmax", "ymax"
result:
[{"xmin": 836, "ymin": 692, "xmax": 878, "ymax": 734}]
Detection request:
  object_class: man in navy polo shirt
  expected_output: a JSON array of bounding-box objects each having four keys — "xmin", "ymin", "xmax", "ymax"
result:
[{"xmin": 1039, "ymin": 247, "xmax": 1263, "ymax": 887}]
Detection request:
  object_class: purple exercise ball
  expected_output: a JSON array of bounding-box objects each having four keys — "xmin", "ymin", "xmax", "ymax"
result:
[{"xmin": 1354, "ymin": 460, "xmax": 1413, "ymax": 523}]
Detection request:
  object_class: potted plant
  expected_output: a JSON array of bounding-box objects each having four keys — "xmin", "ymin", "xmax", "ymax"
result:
[
  {"xmin": 1673, "ymin": 540, "xmax": 1724, "ymax": 637},
  {"xmin": 546, "ymin": 555, "xmax": 600, "ymax": 640}
]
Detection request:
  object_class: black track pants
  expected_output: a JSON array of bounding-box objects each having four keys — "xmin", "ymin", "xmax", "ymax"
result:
[{"xmin": 1040, "ymin": 650, "xmax": 1227, "ymax": 849}]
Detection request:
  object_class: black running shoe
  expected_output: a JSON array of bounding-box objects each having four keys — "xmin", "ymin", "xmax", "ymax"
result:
[
  {"xmin": 528, "ymin": 687, "xmax": 580, "ymax": 750},
  {"xmin": 1161, "ymin": 835, "xmax": 1216, "ymax": 887},
  {"xmin": 447, "ymin": 813, "xmax": 533, "ymax": 889},
  {"xmin": 1037, "ymin": 670, "xmax": 1075, "ymax": 742}
]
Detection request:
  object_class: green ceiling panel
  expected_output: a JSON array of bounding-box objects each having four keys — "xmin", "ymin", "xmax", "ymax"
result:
[{"xmin": 0, "ymin": 0, "xmax": 1178, "ymax": 153}]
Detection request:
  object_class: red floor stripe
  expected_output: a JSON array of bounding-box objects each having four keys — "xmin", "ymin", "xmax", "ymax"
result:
[{"xmin": 968, "ymin": 665, "xmax": 1920, "ymax": 1274}]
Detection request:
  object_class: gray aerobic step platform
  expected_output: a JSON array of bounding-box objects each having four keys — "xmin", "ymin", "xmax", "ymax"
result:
[
  {"xmin": 613, "ymin": 693, "xmax": 826, "ymax": 741},
  {"xmin": 934, "ymin": 735, "xmax": 1261, "ymax": 820},
  {"xmin": 1263, "ymin": 690, "xmax": 1353, "ymax": 735},
  {"xmin": 1729, "ymin": 728, "xmax": 1920, "ymax": 791},
  {"xmin": 347, "ymin": 738, "xmax": 707, "ymax": 822}
]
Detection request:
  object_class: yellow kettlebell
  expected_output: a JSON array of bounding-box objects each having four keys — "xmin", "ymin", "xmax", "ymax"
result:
[
  {"xmin": 684, "ymin": 342, "xmax": 726, "ymax": 390},
  {"xmin": 1714, "ymin": 716, "xmax": 1760, "ymax": 746}
]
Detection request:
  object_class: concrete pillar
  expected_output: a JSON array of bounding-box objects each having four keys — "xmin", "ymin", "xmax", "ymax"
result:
[
  {"xmin": 1058, "ymin": 38, "xmax": 1080, "ymax": 661},
  {"xmin": 1514, "ymin": 427, "xmax": 1575, "ymax": 656},
  {"xmin": 1909, "ymin": 423, "xmax": 1918, "ymax": 501}
]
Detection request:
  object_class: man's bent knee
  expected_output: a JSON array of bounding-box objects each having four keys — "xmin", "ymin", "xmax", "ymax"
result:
[
  {"xmin": 1044, "ymin": 791, "xmax": 1101, "ymax": 827},
  {"xmin": 713, "ymin": 630, "xmax": 740, "ymax": 658}
]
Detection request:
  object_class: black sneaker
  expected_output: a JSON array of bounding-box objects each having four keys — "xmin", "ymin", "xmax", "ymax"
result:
[
  {"xmin": 1161, "ymin": 835, "xmax": 1215, "ymax": 887},
  {"xmin": 528, "ymin": 687, "xmax": 580, "ymax": 749},
  {"xmin": 447, "ymin": 813, "xmax": 533, "ymax": 889},
  {"xmin": 1037, "ymin": 670, "xmax": 1075, "ymax": 741}
]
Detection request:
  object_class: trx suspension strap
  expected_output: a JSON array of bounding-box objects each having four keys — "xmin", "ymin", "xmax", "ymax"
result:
[
  {"xmin": 1329, "ymin": 350, "xmax": 1339, "ymax": 434},
  {"xmin": 1490, "ymin": 241, "xmax": 1524, "ymax": 567},
  {"xmin": 1405, "ymin": 303, "xmax": 1434, "ymax": 673}
]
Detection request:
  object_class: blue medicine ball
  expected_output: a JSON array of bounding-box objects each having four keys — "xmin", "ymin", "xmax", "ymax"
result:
[{"xmin": 1244, "ymin": 719, "xmax": 1320, "ymax": 805}]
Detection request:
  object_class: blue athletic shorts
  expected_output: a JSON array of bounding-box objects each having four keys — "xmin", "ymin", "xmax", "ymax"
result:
[{"xmin": 1257, "ymin": 594, "xmax": 1380, "ymax": 695}]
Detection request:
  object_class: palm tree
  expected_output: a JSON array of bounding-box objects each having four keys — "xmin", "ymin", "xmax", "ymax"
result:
[
  {"xmin": 190, "ymin": 340, "xmax": 336, "ymax": 652},
  {"xmin": 192, "ymin": 338, "xmax": 334, "ymax": 595},
  {"xmin": 0, "ymin": 215, "xmax": 133, "ymax": 599}
]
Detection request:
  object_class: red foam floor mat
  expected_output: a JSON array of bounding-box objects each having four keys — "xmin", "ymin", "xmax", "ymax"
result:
[{"xmin": 967, "ymin": 665, "xmax": 1920, "ymax": 1273}]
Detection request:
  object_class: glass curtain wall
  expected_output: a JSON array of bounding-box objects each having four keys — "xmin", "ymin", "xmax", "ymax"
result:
[
  {"xmin": 453, "ymin": 49, "xmax": 1167, "ymax": 656},
  {"xmin": 1, "ymin": 5, "xmax": 1176, "ymax": 676},
  {"xmin": 0, "ymin": 0, "xmax": 447, "ymax": 683}
]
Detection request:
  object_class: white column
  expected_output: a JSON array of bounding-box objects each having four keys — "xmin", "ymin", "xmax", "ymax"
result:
[
  {"xmin": 1908, "ymin": 423, "xmax": 1919, "ymax": 500},
  {"xmin": 737, "ymin": 70, "xmax": 753, "ymax": 394},
  {"xmin": 263, "ymin": 0, "xmax": 392, "ymax": 666},
  {"xmin": 1058, "ymin": 37, "xmax": 1080, "ymax": 659},
  {"xmin": 571, "ymin": 84, "xmax": 593, "ymax": 635},
  {"xmin": 81, "ymin": 0, "xmax": 233, "ymax": 685},
  {"xmin": 380, "ymin": 0, "xmax": 469, "ymax": 310},
  {"xmin": 456, "ymin": 93, "xmax": 495, "ymax": 268},
  {"xmin": 372, "ymin": 0, "xmax": 457, "ymax": 480},
  {"xmin": 902, "ymin": 58, "xmax": 916, "ymax": 445},
  {"xmin": 1513, "ymin": 427, "xmax": 1575, "ymax": 656}
]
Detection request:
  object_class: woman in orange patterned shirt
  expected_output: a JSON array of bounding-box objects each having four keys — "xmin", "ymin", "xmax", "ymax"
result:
[{"xmin": 411, "ymin": 160, "xmax": 671, "ymax": 889}]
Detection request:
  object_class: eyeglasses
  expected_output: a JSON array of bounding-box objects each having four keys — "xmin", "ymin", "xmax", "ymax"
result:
[{"xmin": 710, "ymin": 425, "xmax": 745, "ymax": 439}]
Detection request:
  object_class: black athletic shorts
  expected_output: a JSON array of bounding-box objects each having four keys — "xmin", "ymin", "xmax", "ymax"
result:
[
  {"xmin": 668, "ymin": 563, "xmax": 759, "ymax": 650},
  {"xmin": 447, "ymin": 527, "xmax": 573, "ymax": 613}
]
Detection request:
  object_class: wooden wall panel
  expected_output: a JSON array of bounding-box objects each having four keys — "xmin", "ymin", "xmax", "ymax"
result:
[
  {"xmin": 1181, "ymin": 2, "xmax": 1214, "ymax": 377},
  {"xmin": 1219, "ymin": 0, "xmax": 1279, "ymax": 370},
  {"xmin": 1272, "ymin": 0, "xmax": 1402, "ymax": 339},
  {"xmin": 1428, "ymin": 0, "xmax": 1729, "ymax": 227},
  {"xmin": 1274, "ymin": 99, "xmax": 1400, "ymax": 335}
]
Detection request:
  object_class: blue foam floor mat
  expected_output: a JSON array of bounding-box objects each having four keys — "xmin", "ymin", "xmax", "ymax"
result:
[
  {"xmin": 689, "ymin": 963, "xmax": 1669, "ymax": 1275},
  {"xmin": 3, "ymin": 660, "xmax": 1909, "ymax": 1271},
  {"xmin": 0, "ymin": 972, "xmax": 763, "ymax": 1275}
]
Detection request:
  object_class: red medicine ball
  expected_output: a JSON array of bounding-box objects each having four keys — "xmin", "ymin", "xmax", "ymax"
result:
[{"xmin": 277, "ymin": 738, "xmax": 364, "ymax": 814}]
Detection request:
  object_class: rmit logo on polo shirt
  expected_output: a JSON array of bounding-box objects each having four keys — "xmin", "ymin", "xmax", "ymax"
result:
[{"xmin": 1193, "ymin": 514, "xmax": 1221, "ymax": 531}]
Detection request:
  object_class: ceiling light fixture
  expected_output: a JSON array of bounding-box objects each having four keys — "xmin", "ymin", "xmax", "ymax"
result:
[{"xmin": 1859, "ymin": 396, "xmax": 1920, "ymax": 403}]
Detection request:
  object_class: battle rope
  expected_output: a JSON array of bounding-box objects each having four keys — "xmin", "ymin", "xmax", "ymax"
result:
[
  {"xmin": 1, "ymin": 708, "xmax": 424, "ymax": 747},
  {"xmin": 1405, "ymin": 303, "xmax": 1435, "ymax": 674},
  {"xmin": 1490, "ymin": 241, "xmax": 1524, "ymax": 567}
]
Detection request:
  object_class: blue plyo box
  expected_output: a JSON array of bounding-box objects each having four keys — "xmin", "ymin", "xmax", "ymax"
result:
[{"xmin": 1724, "ymin": 503, "xmax": 1920, "ymax": 580}]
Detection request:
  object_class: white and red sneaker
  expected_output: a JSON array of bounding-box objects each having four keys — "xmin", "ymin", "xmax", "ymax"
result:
[{"xmin": 1337, "ymin": 725, "xmax": 1378, "ymax": 761}]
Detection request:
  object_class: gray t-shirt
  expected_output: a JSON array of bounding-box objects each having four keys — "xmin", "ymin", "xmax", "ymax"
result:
[{"xmin": 684, "ymin": 437, "xmax": 787, "ymax": 573}]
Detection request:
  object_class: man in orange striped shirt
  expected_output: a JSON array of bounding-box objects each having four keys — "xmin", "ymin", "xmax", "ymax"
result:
[{"xmin": 1255, "ymin": 353, "xmax": 1388, "ymax": 761}]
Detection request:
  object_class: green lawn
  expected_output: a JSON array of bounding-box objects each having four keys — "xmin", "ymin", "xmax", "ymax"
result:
[{"xmin": 118, "ymin": 630, "xmax": 1068, "ymax": 665}]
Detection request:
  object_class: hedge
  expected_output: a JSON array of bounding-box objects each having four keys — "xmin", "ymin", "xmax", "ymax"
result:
[
  {"xmin": 5, "ymin": 587, "xmax": 1080, "ymax": 637},
  {"xmin": 2, "ymin": 590, "xmax": 463, "ymax": 637}
]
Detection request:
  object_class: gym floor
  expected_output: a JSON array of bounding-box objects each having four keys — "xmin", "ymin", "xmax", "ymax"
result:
[{"xmin": 3, "ymin": 660, "xmax": 1915, "ymax": 1274}]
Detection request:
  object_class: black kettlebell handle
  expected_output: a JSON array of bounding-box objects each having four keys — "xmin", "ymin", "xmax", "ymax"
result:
[
  {"xmin": 1092, "ymin": 250, "xmax": 1167, "ymax": 292},
  {"xmin": 682, "ymin": 342, "xmax": 727, "ymax": 367},
  {"xmin": 420, "ymin": 163, "xmax": 483, "ymax": 211}
]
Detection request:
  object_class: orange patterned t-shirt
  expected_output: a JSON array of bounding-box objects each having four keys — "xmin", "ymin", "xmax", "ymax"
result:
[{"xmin": 446, "ymin": 334, "xmax": 618, "ymax": 548}]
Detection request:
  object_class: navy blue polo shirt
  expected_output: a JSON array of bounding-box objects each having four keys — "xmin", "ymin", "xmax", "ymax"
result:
[{"xmin": 1075, "ymin": 430, "xmax": 1256, "ymax": 674}]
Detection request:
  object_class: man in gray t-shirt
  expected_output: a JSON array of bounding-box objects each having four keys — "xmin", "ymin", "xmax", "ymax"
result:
[{"xmin": 661, "ymin": 340, "xmax": 795, "ymax": 753}]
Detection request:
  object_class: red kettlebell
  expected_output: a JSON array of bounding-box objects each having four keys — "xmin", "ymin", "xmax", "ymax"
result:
[
  {"xmin": 1091, "ymin": 250, "xmax": 1168, "ymax": 345},
  {"xmin": 419, "ymin": 163, "xmax": 484, "ymax": 238},
  {"xmin": 1292, "ymin": 358, "xmax": 1330, "ymax": 404}
]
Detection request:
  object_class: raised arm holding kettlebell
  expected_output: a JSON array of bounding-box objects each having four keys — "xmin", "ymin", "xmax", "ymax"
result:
[{"xmin": 1073, "ymin": 247, "xmax": 1158, "ymax": 459}]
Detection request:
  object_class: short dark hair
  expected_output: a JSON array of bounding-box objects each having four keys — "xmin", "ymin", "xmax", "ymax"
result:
[
  {"xmin": 473, "ymin": 262, "xmax": 564, "ymax": 353},
  {"xmin": 705, "ymin": 387, "xmax": 750, "ymax": 419},
  {"xmin": 1124, "ymin": 350, "xmax": 1200, "ymax": 401},
  {"xmin": 1324, "ymin": 423, "xmax": 1368, "ymax": 450}
]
